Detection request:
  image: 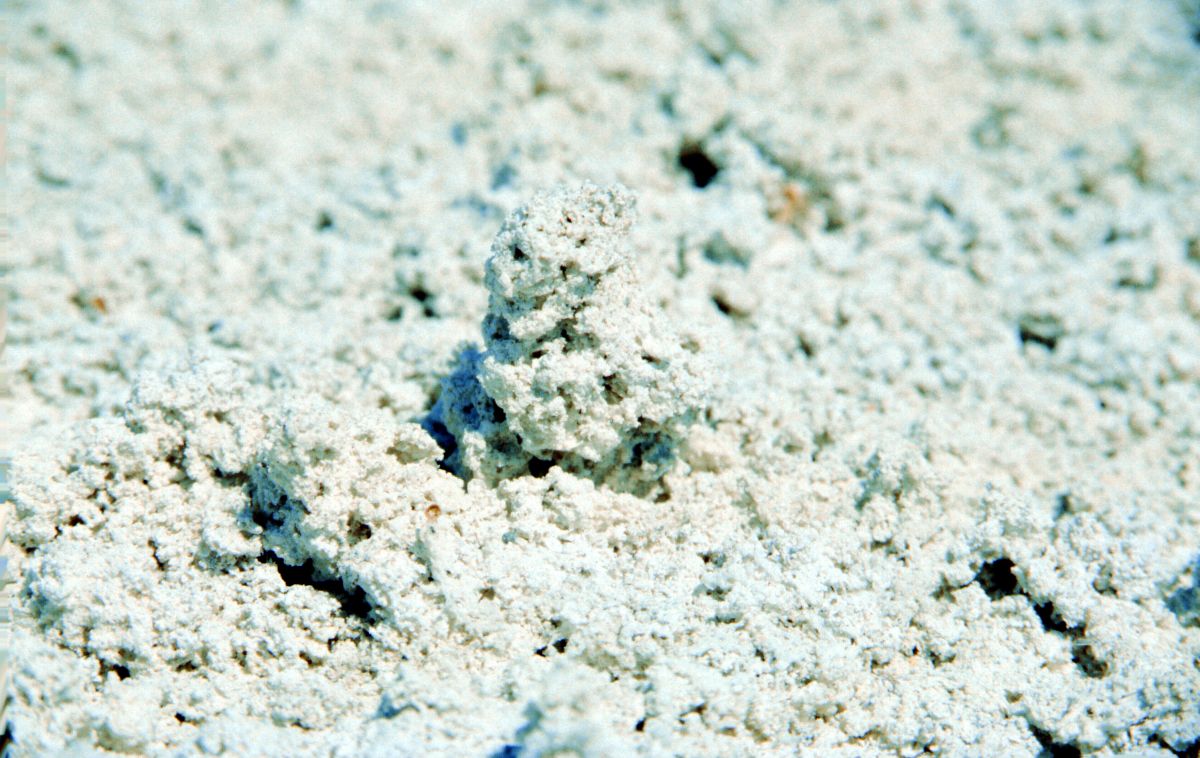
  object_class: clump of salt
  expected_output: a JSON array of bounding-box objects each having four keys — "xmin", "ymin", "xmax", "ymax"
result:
[{"xmin": 429, "ymin": 183, "xmax": 707, "ymax": 493}]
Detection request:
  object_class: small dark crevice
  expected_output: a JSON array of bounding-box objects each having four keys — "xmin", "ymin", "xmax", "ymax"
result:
[
  {"xmin": 532, "ymin": 629, "xmax": 567, "ymax": 657},
  {"xmin": 1116, "ymin": 266, "xmax": 1159, "ymax": 291},
  {"xmin": 975, "ymin": 558, "xmax": 1021, "ymax": 600},
  {"xmin": 486, "ymin": 315, "xmax": 512, "ymax": 343},
  {"xmin": 925, "ymin": 648, "xmax": 955, "ymax": 667},
  {"xmin": 315, "ymin": 211, "xmax": 334, "ymax": 231},
  {"xmin": 712, "ymin": 294, "xmax": 739, "ymax": 319},
  {"xmin": 1185, "ymin": 237, "xmax": 1199, "ymax": 266},
  {"xmin": 347, "ymin": 515, "xmax": 372, "ymax": 545},
  {"xmin": 527, "ymin": 458, "xmax": 552, "ymax": 478},
  {"xmin": 1166, "ymin": 556, "xmax": 1199, "ymax": 627},
  {"xmin": 489, "ymin": 401, "xmax": 507, "ymax": 423},
  {"xmin": 702, "ymin": 237, "xmax": 749, "ymax": 268},
  {"xmin": 1092, "ymin": 565, "xmax": 1118, "ymax": 596},
  {"xmin": 392, "ymin": 242, "xmax": 421, "ymax": 259},
  {"xmin": 823, "ymin": 206, "xmax": 847, "ymax": 233},
  {"xmin": 376, "ymin": 694, "xmax": 417, "ymax": 720},
  {"xmin": 678, "ymin": 703, "xmax": 707, "ymax": 724},
  {"xmin": 257, "ymin": 551, "xmax": 373, "ymax": 622},
  {"xmin": 36, "ymin": 167, "xmax": 71, "ymax": 188},
  {"xmin": 1071, "ymin": 644, "xmax": 1108, "ymax": 679},
  {"xmin": 700, "ymin": 42, "xmax": 728, "ymax": 67},
  {"xmin": 1030, "ymin": 725, "xmax": 1082, "ymax": 758},
  {"xmin": 702, "ymin": 578, "xmax": 731, "ymax": 601},
  {"xmin": 601, "ymin": 374, "xmax": 626, "ymax": 404},
  {"xmin": 634, "ymin": 718, "xmax": 646, "ymax": 732},
  {"xmin": 658, "ymin": 91, "xmax": 676, "ymax": 118},
  {"xmin": 1053, "ymin": 492, "xmax": 1073, "ymax": 519},
  {"xmin": 491, "ymin": 163, "xmax": 517, "ymax": 190},
  {"xmin": 933, "ymin": 578, "xmax": 962, "ymax": 601},
  {"xmin": 71, "ymin": 291, "xmax": 108, "ymax": 315},
  {"xmin": 409, "ymin": 286, "xmax": 437, "ymax": 317},
  {"xmin": 1018, "ymin": 314, "xmax": 1064, "ymax": 351},
  {"xmin": 1167, "ymin": 585, "xmax": 1199, "ymax": 626},
  {"xmin": 973, "ymin": 557, "xmax": 1111, "ymax": 677},
  {"xmin": 385, "ymin": 305, "xmax": 405, "ymax": 322},
  {"xmin": 182, "ymin": 217, "xmax": 206, "ymax": 238},
  {"xmin": 1034, "ymin": 600, "xmax": 1110, "ymax": 678},
  {"xmin": 1124, "ymin": 144, "xmax": 1150, "ymax": 186},
  {"xmin": 926, "ymin": 194, "xmax": 955, "ymax": 217},
  {"xmin": 797, "ymin": 335, "xmax": 816, "ymax": 358},
  {"xmin": 870, "ymin": 538, "xmax": 894, "ymax": 553},
  {"xmin": 1150, "ymin": 733, "xmax": 1200, "ymax": 758},
  {"xmin": 1034, "ymin": 601, "xmax": 1070, "ymax": 633},
  {"xmin": 678, "ymin": 144, "xmax": 720, "ymax": 188},
  {"xmin": 101, "ymin": 661, "xmax": 131, "ymax": 680},
  {"xmin": 811, "ymin": 429, "xmax": 833, "ymax": 459},
  {"xmin": 1104, "ymin": 227, "xmax": 1130, "ymax": 244},
  {"xmin": 250, "ymin": 502, "xmax": 283, "ymax": 531},
  {"xmin": 52, "ymin": 41, "xmax": 82, "ymax": 69}
]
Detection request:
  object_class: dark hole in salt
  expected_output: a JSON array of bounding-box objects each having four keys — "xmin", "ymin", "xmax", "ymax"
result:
[
  {"xmin": 679, "ymin": 144, "xmax": 720, "ymax": 188},
  {"xmin": 258, "ymin": 551, "xmax": 372, "ymax": 622},
  {"xmin": 1030, "ymin": 725, "xmax": 1082, "ymax": 758},
  {"xmin": 975, "ymin": 558, "xmax": 1020, "ymax": 600},
  {"xmin": 1018, "ymin": 314, "xmax": 1063, "ymax": 351}
]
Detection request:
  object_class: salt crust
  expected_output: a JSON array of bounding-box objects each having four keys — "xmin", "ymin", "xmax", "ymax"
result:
[{"xmin": 3, "ymin": 0, "xmax": 1200, "ymax": 756}]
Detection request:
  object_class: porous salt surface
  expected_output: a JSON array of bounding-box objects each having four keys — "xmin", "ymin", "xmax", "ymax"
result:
[{"xmin": 3, "ymin": 1, "xmax": 1200, "ymax": 756}]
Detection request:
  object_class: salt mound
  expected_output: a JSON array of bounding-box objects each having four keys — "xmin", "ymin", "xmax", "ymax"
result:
[{"xmin": 431, "ymin": 182, "xmax": 706, "ymax": 493}]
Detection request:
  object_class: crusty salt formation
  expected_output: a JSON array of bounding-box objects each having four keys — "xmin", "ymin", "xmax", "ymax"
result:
[
  {"xmin": 430, "ymin": 183, "xmax": 706, "ymax": 492},
  {"xmin": 6, "ymin": 1, "xmax": 1200, "ymax": 754}
]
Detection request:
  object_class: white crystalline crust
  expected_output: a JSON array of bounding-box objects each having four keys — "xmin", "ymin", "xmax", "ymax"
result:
[
  {"xmin": 3, "ymin": 0, "xmax": 1200, "ymax": 756},
  {"xmin": 433, "ymin": 182, "xmax": 706, "ymax": 492}
]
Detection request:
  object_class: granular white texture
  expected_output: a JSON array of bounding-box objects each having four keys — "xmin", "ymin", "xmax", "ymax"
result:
[
  {"xmin": 3, "ymin": 1, "xmax": 1200, "ymax": 756},
  {"xmin": 431, "ymin": 182, "xmax": 706, "ymax": 492}
]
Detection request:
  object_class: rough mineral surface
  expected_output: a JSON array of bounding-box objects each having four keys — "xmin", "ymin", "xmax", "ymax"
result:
[
  {"xmin": 2, "ymin": 1, "xmax": 1200, "ymax": 756},
  {"xmin": 430, "ymin": 182, "xmax": 706, "ymax": 492}
]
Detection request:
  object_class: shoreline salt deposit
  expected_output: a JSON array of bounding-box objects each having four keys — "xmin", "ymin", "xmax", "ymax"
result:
[{"xmin": 3, "ymin": 1, "xmax": 1200, "ymax": 756}]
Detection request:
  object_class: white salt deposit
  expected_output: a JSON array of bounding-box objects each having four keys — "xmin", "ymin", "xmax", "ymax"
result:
[{"xmin": 2, "ymin": 1, "xmax": 1199, "ymax": 756}]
